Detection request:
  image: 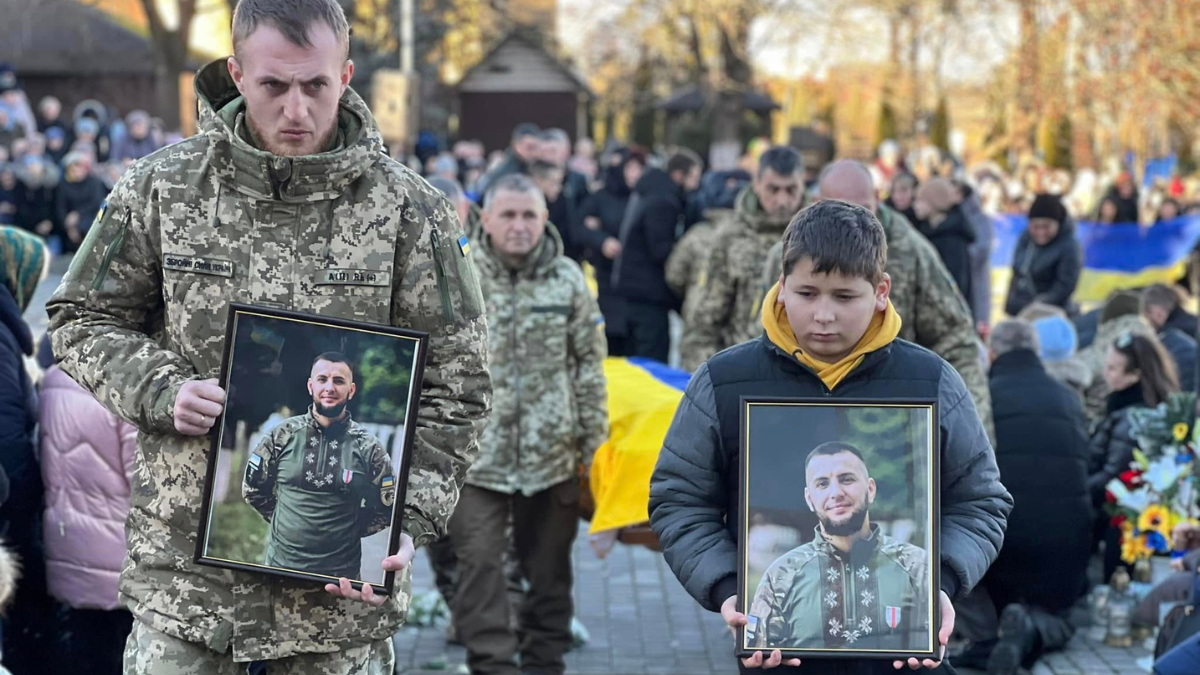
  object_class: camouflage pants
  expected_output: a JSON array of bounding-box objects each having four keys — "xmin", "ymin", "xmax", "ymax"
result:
[{"xmin": 122, "ymin": 621, "xmax": 395, "ymax": 675}]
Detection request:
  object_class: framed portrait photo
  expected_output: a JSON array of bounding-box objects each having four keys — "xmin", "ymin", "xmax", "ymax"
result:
[
  {"xmin": 194, "ymin": 303, "xmax": 427, "ymax": 595},
  {"xmin": 737, "ymin": 397, "xmax": 940, "ymax": 661}
]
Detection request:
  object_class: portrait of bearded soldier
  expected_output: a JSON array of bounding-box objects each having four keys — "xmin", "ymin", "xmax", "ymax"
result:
[
  {"xmin": 746, "ymin": 441, "xmax": 930, "ymax": 652},
  {"xmin": 243, "ymin": 351, "xmax": 397, "ymax": 580}
]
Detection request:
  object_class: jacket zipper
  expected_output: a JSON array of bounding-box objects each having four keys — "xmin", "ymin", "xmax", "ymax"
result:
[
  {"xmin": 430, "ymin": 228, "xmax": 456, "ymax": 322},
  {"xmin": 91, "ymin": 208, "xmax": 130, "ymax": 291},
  {"xmin": 511, "ymin": 270, "xmax": 521, "ymax": 480}
]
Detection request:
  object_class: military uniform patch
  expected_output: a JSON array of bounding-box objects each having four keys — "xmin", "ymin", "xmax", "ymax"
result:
[
  {"xmin": 248, "ymin": 453, "xmax": 262, "ymax": 469},
  {"xmin": 381, "ymin": 475, "xmax": 396, "ymax": 507},
  {"xmin": 458, "ymin": 235, "xmax": 471, "ymax": 256},
  {"xmin": 92, "ymin": 200, "xmax": 108, "ymax": 231}
]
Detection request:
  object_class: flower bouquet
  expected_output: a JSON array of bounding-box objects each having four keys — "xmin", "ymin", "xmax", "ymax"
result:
[{"xmin": 1105, "ymin": 392, "xmax": 1200, "ymax": 565}]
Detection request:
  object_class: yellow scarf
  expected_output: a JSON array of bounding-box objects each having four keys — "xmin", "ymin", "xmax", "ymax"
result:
[{"xmin": 760, "ymin": 282, "xmax": 902, "ymax": 390}]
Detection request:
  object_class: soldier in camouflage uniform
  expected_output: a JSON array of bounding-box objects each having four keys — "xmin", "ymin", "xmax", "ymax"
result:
[
  {"xmin": 756, "ymin": 161, "xmax": 995, "ymax": 440},
  {"xmin": 243, "ymin": 353, "xmax": 396, "ymax": 580},
  {"xmin": 450, "ymin": 174, "xmax": 608, "ymax": 675},
  {"xmin": 685, "ymin": 147, "xmax": 806, "ymax": 370},
  {"xmin": 665, "ymin": 219, "xmax": 716, "ymax": 371},
  {"xmin": 45, "ymin": 0, "xmax": 491, "ymax": 671},
  {"xmin": 747, "ymin": 442, "xmax": 929, "ymax": 652}
]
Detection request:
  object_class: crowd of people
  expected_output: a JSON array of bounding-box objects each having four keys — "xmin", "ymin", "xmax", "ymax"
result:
[{"xmin": 4, "ymin": 2, "xmax": 1200, "ymax": 672}]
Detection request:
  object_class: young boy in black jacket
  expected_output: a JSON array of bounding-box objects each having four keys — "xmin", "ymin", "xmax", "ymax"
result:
[{"xmin": 649, "ymin": 200, "xmax": 1012, "ymax": 674}]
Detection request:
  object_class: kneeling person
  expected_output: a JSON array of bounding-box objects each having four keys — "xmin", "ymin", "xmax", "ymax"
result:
[
  {"xmin": 748, "ymin": 442, "xmax": 929, "ymax": 651},
  {"xmin": 244, "ymin": 352, "xmax": 396, "ymax": 580}
]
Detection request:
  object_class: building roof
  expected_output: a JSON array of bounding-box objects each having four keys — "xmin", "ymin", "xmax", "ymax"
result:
[
  {"xmin": 457, "ymin": 32, "xmax": 592, "ymax": 97},
  {"xmin": 0, "ymin": 0, "xmax": 206, "ymax": 76},
  {"xmin": 657, "ymin": 85, "xmax": 780, "ymax": 114}
]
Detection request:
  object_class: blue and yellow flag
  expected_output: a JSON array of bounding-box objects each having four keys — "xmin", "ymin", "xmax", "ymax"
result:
[
  {"xmin": 990, "ymin": 213, "xmax": 1200, "ymax": 313},
  {"xmin": 589, "ymin": 357, "xmax": 689, "ymax": 534}
]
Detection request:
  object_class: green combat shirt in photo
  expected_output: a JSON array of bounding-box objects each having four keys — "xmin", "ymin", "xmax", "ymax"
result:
[
  {"xmin": 746, "ymin": 525, "xmax": 930, "ymax": 652},
  {"xmin": 243, "ymin": 408, "xmax": 396, "ymax": 580}
]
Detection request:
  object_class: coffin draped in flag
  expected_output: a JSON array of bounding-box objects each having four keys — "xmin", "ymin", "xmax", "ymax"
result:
[
  {"xmin": 588, "ymin": 357, "xmax": 689, "ymax": 534},
  {"xmin": 990, "ymin": 213, "xmax": 1200, "ymax": 308}
]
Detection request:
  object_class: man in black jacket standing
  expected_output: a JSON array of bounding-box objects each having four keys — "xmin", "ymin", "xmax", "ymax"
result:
[
  {"xmin": 612, "ymin": 149, "xmax": 702, "ymax": 362},
  {"xmin": 954, "ymin": 319, "xmax": 1090, "ymax": 675}
]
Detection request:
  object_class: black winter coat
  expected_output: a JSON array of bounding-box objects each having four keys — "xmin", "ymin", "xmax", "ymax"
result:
[
  {"xmin": 613, "ymin": 168, "xmax": 685, "ymax": 308},
  {"xmin": 918, "ymin": 205, "xmax": 976, "ymax": 316},
  {"xmin": 1165, "ymin": 307, "xmax": 1200, "ymax": 340},
  {"xmin": 1159, "ymin": 327, "xmax": 1197, "ymax": 392},
  {"xmin": 0, "ymin": 284, "xmax": 38, "ymax": 515},
  {"xmin": 16, "ymin": 180, "xmax": 56, "ymax": 235},
  {"xmin": 1087, "ymin": 383, "xmax": 1146, "ymax": 506},
  {"xmin": 55, "ymin": 175, "xmax": 109, "ymax": 235},
  {"xmin": 578, "ymin": 176, "xmax": 631, "ymax": 337},
  {"xmin": 984, "ymin": 349, "xmax": 1091, "ymax": 612},
  {"xmin": 1005, "ymin": 217, "xmax": 1083, "ymax": 317}
]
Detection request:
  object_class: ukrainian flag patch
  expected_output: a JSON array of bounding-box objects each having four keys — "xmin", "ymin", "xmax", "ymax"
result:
[
  {"xmin": 458, "ymin": 235, "xmax": 471, "ymax": 256},
  {"xmin": 248, "ymin": 453, "xmax": 262, "ymax": 469},
  {"xmin": 382, "ymin": 476, "xmax": 395, "ymax": 488}
]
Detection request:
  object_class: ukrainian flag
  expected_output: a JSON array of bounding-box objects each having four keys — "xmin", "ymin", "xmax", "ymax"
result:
[
  {"xmin": 588, "ymin": 357, "xmax": 689, "ymax": 534},
  {"xmin": 990, "ymin": 213, "xmax": 1200, "ymax": 314}
]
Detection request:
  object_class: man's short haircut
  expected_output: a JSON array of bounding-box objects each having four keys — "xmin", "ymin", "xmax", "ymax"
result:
[
  {"xmin": 758, "ymin": 146, "xmax": 803, "ymax": 179},
  {"xmin": 1142, "ymin": 283, "xmax": 1182, "ymax": 313},
  {"xmin": 512, "ymin": 123, "xmax": 541, "ymax": 142},
  {"xmin": 427, "ymin": 176, "xmax": 465, "ymax": 204},
  {"xmin": 781, "ymin": 200, "xmax": 887, "ymax": 284},
  {"xmin": 529, "ymin": 160, "xmax": 563, "ymax": 180},
  {"xmin": 817, "ymin": 159, "xmax": 874, "ymax": 189},
  {"xmin": 312, "ymin": 351, "xmax": 354, "ymax": 381},
  {"xmin": 805, "ymin": 441, "xmax": 869, "ymax": 476},
  {"xmin": 232, "ymin": 0, "xmax": 351, "ymax": 59},
  {"xmin": 483, "ymin": 173, "xmax": 546, "ymax": 211},
  {"xmin": 540, "ymin": 128, "xmax": 570, "ymax": 145},
  {"xmin": 1016, "ymin": 301, "xmax": 1068, "ymax": 323},
  {"xmin": 666, "ymin": 149, "xmax": 702, "ymax": 177},
  {"xmin": 990, "ymin": 320, "xmax": 1040, "ymax": 358},
  {"xmin": 1101, "ymin": 290, "xmax": 1142, "ymax": 324}
]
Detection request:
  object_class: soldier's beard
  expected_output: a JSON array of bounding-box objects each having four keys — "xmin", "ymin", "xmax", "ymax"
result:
[
  {"xmin": 819, "ymin": 502, "xmax": 869, "ymax": 537},
  {"xmin": 315, "ymin": 401, "xmax": 348, "ymax": 419}
]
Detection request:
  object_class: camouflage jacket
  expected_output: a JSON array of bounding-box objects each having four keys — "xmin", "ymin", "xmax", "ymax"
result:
[
  {"xmin": 45, "ymin": 60, "xmax": 491, "ymax": 659},
  {"xmin": 747, "ymin": 526, "xmax": 930, "ymax": 652},
  {"xmin": 665, "ymin": 219, "xmax": 716, "ymax": 373},
  {"xmin": 1077, "ymin": 315, "xmax": 1155, "ymax": 424},
  {"xmin": 688, "ymin": 189, "xmax": 789, "ymax": 368},
  {"xmin": 758, "ymin": 205, "xmax": 994, "ymax": 441},
  {"xmin": 243, "ymin": 409, "xmax": 395, "ymax": 580},
  {"xmin": 471, "ymin": 223, "xmax": 608, "ymax": 495}
]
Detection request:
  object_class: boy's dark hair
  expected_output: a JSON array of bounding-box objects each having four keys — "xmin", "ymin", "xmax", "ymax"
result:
[
  {"xmin": 1141, "ymin": 283, "xmax": 1182, "ymax": 313},
  {"xmin": 312, "ymin": 351, "xmax": 354, "ymax": 381},
  {"xmin": 758, "ymin": 146, "xmax": 802, "ymax": 179},
  {"xmin": 666, "ymin": 149, "xmax": 702, "ymax": 178},
  {"xmin": 804, "ymin": 441, "xmax": 869, "ymax": 475},
  {"xmin": 233, "ymin": 0, "xmax": 350, "ymax": 59},
  {"xmin": 512, "ymin": 123, "xmax": 541, "ymax": 142},
  {"xmin": 1101, "ymin": 290, "xmax": 1141, "ymax": 324},
  {"xmin": 781, "ymin": 200, "xmax": 887, "ymax": 284}
]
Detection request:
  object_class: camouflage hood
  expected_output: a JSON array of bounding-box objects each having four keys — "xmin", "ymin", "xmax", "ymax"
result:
[
  {"xmin": 733, "ymin": 186, "xmax": 790, "ymax": 236},
  {"xmin": 476, "ymin": 220, "xmax": 565, "ymax": 280},
  {"xmin": 193, "ymin": 59, "xmax": 385, "ymax": 202}
]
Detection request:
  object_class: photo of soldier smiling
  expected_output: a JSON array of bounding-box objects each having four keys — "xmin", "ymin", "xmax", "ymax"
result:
[{"xmin": 243, "ymin": 351, "xmax": 397, "ymax": 580}]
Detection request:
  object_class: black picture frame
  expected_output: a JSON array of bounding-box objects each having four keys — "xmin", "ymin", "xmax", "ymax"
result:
[
  {"xmin": 736, "ymin": 396, "xmax": 941, "ymax": 661},
  {"xmin": 194, "ymin": 303, "xmax": 428, "ymax": 596}
]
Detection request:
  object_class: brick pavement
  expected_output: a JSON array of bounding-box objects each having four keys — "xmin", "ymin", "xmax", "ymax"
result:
[{"xmin": 392, "ymin": 530, "xmax": 1151, "ymax": 675}]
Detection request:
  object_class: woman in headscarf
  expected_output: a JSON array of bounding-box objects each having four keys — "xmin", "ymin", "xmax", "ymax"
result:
[{"xmin": 0, "ymin": 226, "xmax": 55, "ymax": 673}]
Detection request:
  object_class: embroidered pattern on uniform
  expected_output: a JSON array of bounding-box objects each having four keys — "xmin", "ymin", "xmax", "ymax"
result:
[
  {"xmin": 859, "ymin": 617, "xmax": 873, "ymax": 634},
  {"xmin": 857, "ymin": 566, "xmax": 870, "ymax": 582},
  {"xmin": 861, "ymin": 589, "xmax": 874, "ymax": 607},
  {"xmin": 306, "ymin": 453, "xmax": 315, "ymax": 465},
  {"xmin": 309, "ymin": 437, "xmax": 319, "ymax": 447},
  {"xmin": 329, "ymin": 456, "xmax": 338, "ymax": 468},
  {"xmin": 826, "ymin": 567, "xmax": 840, "ymax": 583},
  {"xmin": 825, "ymin": 590, "xmax": 839, "ymax": 608},
  {"xmin": 828, "ymin": 618, "xmax": 842, "ymax": 636}
]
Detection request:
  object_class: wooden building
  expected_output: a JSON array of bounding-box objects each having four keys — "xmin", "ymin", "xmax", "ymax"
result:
[{"xmin": 455, "ymin": 32, "xmax": 592, "ymax": 153}]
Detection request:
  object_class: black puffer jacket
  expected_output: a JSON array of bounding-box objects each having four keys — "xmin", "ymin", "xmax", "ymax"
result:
[
  {"xmin": 1159, "ymin": 327, "xmax": 1197, "ymax": 392},
  {"xmin": 1087, "ymin": 383, "xmax": 1146, "ymax": 505},
  {"xmin": 649, "ymin": 336, "xmax": 1012, "ymax": 674},
  {"xmin": 985, "ymin": 349, "xmax": 1091, "ymax": 612},
  {"xmin": 612, "ymin": 167, "xmax": 685, "ymax": 309},
  {"xmin": 578, "ymin": 164, "xmax": 632, "ymax": 337},
  {"xmin": 1005, "ymin": 216, "xmax": 1083, "ymax": 317},
  {"xmin": 918, "ymin": 205, "xmax": 976, "ymax": 316}
]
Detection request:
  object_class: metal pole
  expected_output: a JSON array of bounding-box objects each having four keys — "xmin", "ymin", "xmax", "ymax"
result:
[{"xmin": 400, "ymin": 0, "xmax": 414, "ymax": 73}]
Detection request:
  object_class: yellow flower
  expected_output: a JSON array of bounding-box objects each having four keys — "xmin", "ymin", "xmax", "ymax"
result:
[
  {"xmin": 1139, "ymin": 505, "xmax": 1173, "ymax": 536},
  {"xmin": 1121, "ymin": 532, "xmax": 1152, "ymax": 564},
  {"xmin": 1175, "ymin": 423, "xmax": 1190, "ymax": 442}
]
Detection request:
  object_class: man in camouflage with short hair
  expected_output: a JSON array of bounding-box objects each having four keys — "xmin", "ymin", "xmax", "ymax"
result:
[
  {"xmin": 46, "ymin": 0, "xmax": 491, "ymax": 671},
  {"xmin": 747, "ymin": 442, "xmax": 930, "ymax": 652},
  {"xmin": 684, "ymin": 146, "xmax": 806, "ymax": 370},
  {"xmin": 756, "ymin": 160, "xmax": 995, "ymax": 440},
  {"xmin": 243, "ymin": 352, "xmax": 396, "ymax": 581},
  {"xmin": 450, "ymin": 174, "xmax": 608, "ymax": 675}
]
